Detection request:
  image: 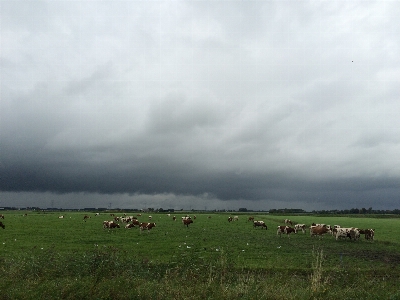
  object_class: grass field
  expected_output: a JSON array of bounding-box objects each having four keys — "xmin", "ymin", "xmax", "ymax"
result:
[{"xmin": 1, "ymin": 211, "xmax": 399, "ymax": 299}]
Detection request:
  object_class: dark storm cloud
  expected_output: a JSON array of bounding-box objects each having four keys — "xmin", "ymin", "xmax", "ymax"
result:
[{"xmin": 1, "ymin": 1, "xmax": 400, "ymax": 210}]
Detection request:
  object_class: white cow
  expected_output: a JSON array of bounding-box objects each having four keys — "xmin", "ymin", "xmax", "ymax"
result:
[
  {"xmin": 294, "ymin": 224, "xmax": 306, "ymax": 234},
  {"xmin": 335, "ymin": 227, "xmax": 360, "ymax": 241}
]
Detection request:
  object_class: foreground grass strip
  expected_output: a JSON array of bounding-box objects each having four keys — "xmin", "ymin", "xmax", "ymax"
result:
[{"xmin": 0, "ymin": 249, "xmax": 399, "ymax": 300}]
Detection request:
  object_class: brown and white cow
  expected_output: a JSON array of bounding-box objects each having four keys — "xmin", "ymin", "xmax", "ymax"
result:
[
  {"xmin": 183, "ymin": 218, "xmax": 193, "ymax": 227},
  {"xmin": 172, "ymin": 216, "xmax": 176, "ymax": 221},
  {"xmin": 277, "ymin": 226, "xmax": 288, "ymax": 237},
  {"xmin": 310, "ymin": 225, "xmax": 332, "ymax": 238},
  {"xmin": 0, "ymin": 214, "xmax": 4, "ymax": 219},
  {"xmin": 284, "ymin": 226, "xmax": 297, "ymax": 237},
  {"xmin": 228, "ymin": 217, "xmax": 233, "ymax": 222},
  {"xmin": 0, "ymin": 222, "xmax": 5, "ymax": 229},
  {"xmin": 233, "ymin": 216, "xmax": 239, "ymax": 221},
  {"xmin": 140, "ymin": 222, "xmax": 156, "ymax": 232},
  {"xmin": 125, "ymin": 223, "xmax": 135, "ymax": 229},
  {"xmin": 284, "ymin": 219, "xmax": 293, "ymax": 226},
  {"xmin": 294, "ymin": 224, "xmax": 306, "ymax": 234},
  {"xmin": 83, "ymin": 215, "xmax": 90, "ymax": 221},
  {"xmin": 248, "ymin": 216, "xmax": 254, "ymax": 222},
  {"xmin": 109, "ymin": 222, "xmax": 120, "ymax": 229},
  {"xmin": 58, "ymin": 216, "xmax": 64, "ymax": 219},
  {"xmin": 364, "ymin": 229, "xmax": 375, "ymax": 240},
  {"xmin": 253, "ymin": 221, "xmax": 267, "ymax": 230},
  {"xmin": 103, "ymin": 220, "xmax": 114, "ymax": 228}
]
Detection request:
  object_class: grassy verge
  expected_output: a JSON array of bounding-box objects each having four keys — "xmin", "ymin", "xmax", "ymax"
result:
[{"xmin": 1, "ymin": 247, "xmax": 399, "ymax": 300}]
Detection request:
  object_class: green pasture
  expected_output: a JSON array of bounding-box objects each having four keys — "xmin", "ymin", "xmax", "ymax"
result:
[
  {"xmin": 1, "ymin": 211, "xmax": 400, "ymax": 269},
  {"xmin": 1, "ymin": 211, "xmax": 400, "ymax": 299}
]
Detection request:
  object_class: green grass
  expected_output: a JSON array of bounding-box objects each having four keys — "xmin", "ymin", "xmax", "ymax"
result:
[{"xmin": 1, "ymin": 211, "xmax": 400, "ymax": 299}]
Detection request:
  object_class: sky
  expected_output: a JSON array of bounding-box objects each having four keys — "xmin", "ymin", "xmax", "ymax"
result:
[{"xmin": 1, "ymin": 0, "xmax": 399, "ymax": 211}]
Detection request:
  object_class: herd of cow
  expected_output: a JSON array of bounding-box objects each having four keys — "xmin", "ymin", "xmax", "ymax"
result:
[
  {"xmin": 98, "ymin": 214, "xmax": 197, "ymax": 232},
  {"xmin": 0, "ymin": 213, "xmax": 375, "ymax": 241},
  {"xmin": 246, "ymin": 216, "xmax": 374, "ymax": 241},
  {"xmin": 274, "ymin": 219, "xmax": 375, "ymax": 241}
]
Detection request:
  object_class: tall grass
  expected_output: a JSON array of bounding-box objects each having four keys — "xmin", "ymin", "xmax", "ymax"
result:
[{"xmin": 0, "ymin": 247, "xmax": 399, "ymax": 299}]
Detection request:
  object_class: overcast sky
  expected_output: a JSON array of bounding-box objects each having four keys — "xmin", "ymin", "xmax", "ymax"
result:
[{"xmin": 1, "ymin": 1, "xmax": 399, "ymax": 211}]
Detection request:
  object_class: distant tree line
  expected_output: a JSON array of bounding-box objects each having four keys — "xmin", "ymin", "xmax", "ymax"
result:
[{"xmin": 311, "ymin": 207, "xmax": 400, "ymax": 215}]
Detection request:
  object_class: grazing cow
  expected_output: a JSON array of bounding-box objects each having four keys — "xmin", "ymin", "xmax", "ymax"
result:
[
  {"xmin": 58, "ymin": 216, "xmax": 64, "ymax": 219},
  {"xmin": 228, "ymin": 217, "xmax": 233, "ymax": 222},
  {"xmin": 95, "ymin": 213, "xmax": 100, "ymax": 216},
  {"xmin": 148, "ymin": 216, "xmax": 152, "ymax": 220},
  {"xmin": 131, "ymin": 219, "xmax": 140, "ymax": 226},
  {"xmin": 182, "ymin": 216, "xmax": 191, "ymax": 220},
  {"xmin": 0, "ymin": 214, "xmax": 4, "ymax": 219},
  {"xmin": 172, "ymin": 216, "xmax": 176, "ymax": 221},
  {"xmin": 233, "ymin": 216, "xmax": 239, "ymax": 221},
  {"xmin": 193, "ymin": 215, "xmax": 197, "ymax": 220},
  {"xmin": 277, "ymin": 226, "xmax": 288, "ymax": 237},
  {"xmin": 294, "ymin": 224, "xmax": 306, "ymax": 234},
  {"xmin": 109, "ymin": 222, "xmax": 120, "ymax": 229},
  {"xmin": 284, "ymin": 219, "xmax": 293, "ymax": 226},
  {"xmin": 284, "ymin": 226, "xmax": 297, "ymax": 237},
  {"xmin": 125, "ymin": 223, "xmax": 135, "ymax": 229},
  {"xmin": 83, "ymin": 215, "xmax": 90, "ymax": 221},
  {"xmin": 253, "ymin": 221, "xmax": 267, "ymax": 230},
  {"xmin": 183, "ymin": 218, "xmax": 193, "ymax": 227},
  {"xmin": 248, "ymin": 216, "xmax": 254, "ymax": 222},
  {"xmin": 208, "ymin": 216, "xmax": 211, "ymax": 219},
  {"xmin": 139, "ymin": 222, "xmax": 156, "ymax": 233},
  {"xmin": 0, "ymin": 222, "xmax": 5, "ymax": 229},
  {"xmin": 310, "ymin": 225, "xmax": 332, "ymax": 238}
]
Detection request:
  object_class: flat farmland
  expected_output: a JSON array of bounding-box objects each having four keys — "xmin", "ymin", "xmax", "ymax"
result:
[{"xmin": 1, "ymin": 211, "xmax": 400, "ymax": 299}]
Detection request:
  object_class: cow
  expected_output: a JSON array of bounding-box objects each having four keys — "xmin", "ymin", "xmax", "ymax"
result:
[
  {"xmin": 310, "ymin": 225, "xmax": 332, "ymax": 238},
  {"xmin": 109, "ymin": 222, "xmax": 120, "ymax": 229},
  {"xmin": 172, "ymin": 216, "xmax": 176, "ymax": 221},
  {"xmin": 0, "ymin": 214, "xmax": 4, "ymax": 219},
  {"xmin": 131, "ymin": 219, "xmax": 140, "ymax": 226},
  {"xmin": 277, "ymin": 226, "xmax": 288, "ymax": 237},
  {"xmin": 58, "ymin": 216, "xmax": 64, "ymax": 219},
  {"xmin": 125, "ymin": 223, "xmax": 135, "ymax": 229},
  {"xmin": 228, "ymin": 217, "xmax": 233, "ymax": 222},
  {"xmin": 0, "ymin": 222, "xmax": 4, "ymax": 229},
  {"xmin": 140, "ymin": 222, "xmax": 156, "ymax": 232},
  {"xmin": 349, "ymin": 228, "xmax": 360, "ymax": 241},
  {"xmin": 95, "ymin": 213, "xmax": 100, "ymax": 216},
  {"xmin": 103, "ymin": 221, "xmax": 114, "ymax": 228},
  {"xmin": 182, "ymin": 216, "xmax": 191, "ymax": 220},
  {"xmin": 284, "ymin": 226, "xmax": 297, "ymax": 237},
  {"xmin": 364, "ymin": 229, "xmax": 375, "ymax": 240},
  {"xmin": 183, "ymin": 218, "xmax": 193, "ymax": 227},
  {"xmin": 248, "ymin": 216, "xmax": 254, "ymax": 222},
  {"xmin": 233, "ymin": 216, "xmax": 239, "ymax": 221},
  {"xmin": 193, "ymin": 215, "xmax": 197, "ymax": 220},
  {"xmin": 83, "ymin": 215, "xmax": 90, "ymax": 221},
  {"xmin": 148, "ymin": 216, "xmax": 152, "ymax": 220},
  {"xmin": 253, "ymin": 221, "xmax": 267, "ymax": 230},
  {"xmin": 284, "ymin": 219, "xmax": 293, "ymax": 226},
  {"xmin": 294, "ymin": 224, "xmax": 306, "ymax": 234},
  {"xmin": 335, "ymin": 227, "xmax": 359, "ymax": 241}
]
